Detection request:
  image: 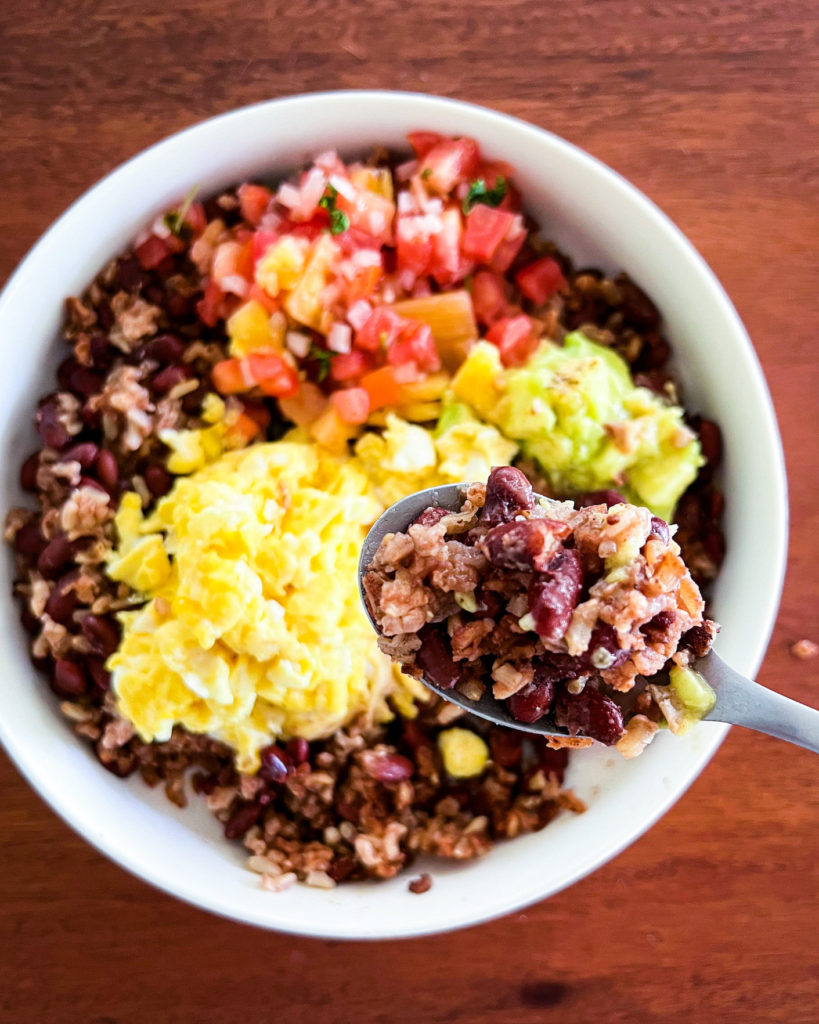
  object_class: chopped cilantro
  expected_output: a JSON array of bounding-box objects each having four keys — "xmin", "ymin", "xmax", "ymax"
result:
[
  {"xmin": 309, "ymin": 344, "xmax": 336, "ymax": 382},
  {"xmin": 163, "ymin": 184, "xmax": 199, "ymax": 239},
  {"xmin": 318, "ymin": 185, "xmax": 350, "ymax": 235},
  {"xmin": 421, "ymin": 167, "xmax": 433, "ymax": 180},
  {"xmin": 462, "ymin": 176, "xmax": 508, "ymax": 215}
]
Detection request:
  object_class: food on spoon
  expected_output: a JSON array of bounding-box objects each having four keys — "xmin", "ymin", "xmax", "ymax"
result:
[{"xmin": 363, "ymin": 467, "xmax": 719, "ymax": 754}]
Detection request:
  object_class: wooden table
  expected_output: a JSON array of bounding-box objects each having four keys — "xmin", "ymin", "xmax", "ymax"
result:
[{"xmin": 2, "ymin": 2, "xmax": 817, "ymax": 1021}]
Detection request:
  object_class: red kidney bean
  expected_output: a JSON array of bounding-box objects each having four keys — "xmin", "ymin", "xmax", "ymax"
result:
[
  {"xmin": 37, "ymin": 534, "xmax": 75, "ymax": 578},
  {"xmin": 20, "ymin": 605, "xmax": 40, "ymax": 635},
  {"xmin": 508, "ymin": 681, "xmax": 555, "ymax": 724},
  {"xmin": 89, "ymin": 332, "xmax": 115, "ymax": 369},
  {"xmin": 482, "ymin": 518, "xmax": 569, "ymax": 572},
  {"xmin": 576, "ymin": 489, "xmax": 626, "ymax": 509},
  {"xmin": 583, "ymin": 624, "xmax": 629, "ymax": 671},
  {"xmin": 151, "ymin": 364, "xmax": 192, "ymax": 395},
  {"xmin": 636, "ymin": 334, "xmax": 671, "ymax": 370},
  {"xmin": 481, "ymin": 466, "xmax": 535, "ymax": 522},
  {"xmin": 165, "ymin": 291, "xmax": 195, "ymax": 319},
  {"xmin": 488, "ymin": 728, "xmax": 522, "ymax": 767},
  {"xmin": 145, "ymin": 464, "xmax": 172, "ymax": 497},
  {"xmin": 57, "ymin": 358, "xmax": 103, "ymax": 399},
  {"xmin": 144, "ymin": 333, "xmax": 186, "ymax": 363},
  {"xmin": 96, "ymin": 301, "xmax": 114, "ymax": 331},
  {"xmin": 181, "ymin": 385, "xmax": 207, "ymax": 414},
  {"xmin": 412, "ymin": 506, "xmax": 450, "ymax": 529},
  {"xmin": 401, "ymin": 719, "xmax": 434, "ymax": 751},
  {"xmin": 327, "ymin": 857, "xmax": 356, "ymax": 883},
  {"xmin": 642, "ymin": 610, "xmax": 675, "ymax": 641},
  {"xmin": 710, "ymin": 488, "xmax": 725, "ymax": 521},
  {"xmin": 78, "ymin": 476, "xmax": 108, "ymax": 494},
  {"xmin": 648, "ymin": 516, "xmax": 670, "ymax": 545},
  {"xmin": 13, "ymin": 519, "xmax": 46, "ymax": 559},
  {"xmin": 35, "ymin": 396, "xmax": 73, "ymax": 449},
  {"xmin": 555, "ymin": 687, "xmax": 624, "ymax": 745},
  {"xmin": 259, "ymin": 744, "xmax": 292, "ymax": 782},
  {"xmin": 528, "ymin": 549, "xmax": 584, "ymax": 644},
  {"xmin": 80, "ymin": 400, "xmax": 101, "ymax": 431},
  {"xmin": 224, "ymin": 801, "xmax": 262, "ymax": 840},
  {"xmin": 286, "ymin": 738, "xmax": 310, "ymax": 764},
  {"xmin": 697, "ymin": 418, "xmax": 723, "ymax": 470},
  {"xmin": 81, "ymin": 614, "xmax": 120, "ymax": 657},
  {"xmin": 116, "ymin": 255, "xmax": 152, "ymax": 291},
  {"xmin": 144, "ymin": 283, "xmax": 165, "ymax": 304},
  {"xmin": 704, "ymin": 527, "xmax": 725, "ymax": 565},
  {"xmin": 360, "ymin": 750, "xmax": 414, "ymax": 782},
  {"xmin": 52, "ymin": 659, "xmax": 88, "ymax": 697},
  {"xmin": 45, "ymin": 572, "xmax": 81, "ymax": 624},
  {"xmin": 617, "ymin": 275, "xmax": 661, "ymax": 331},
  {"xmin": 63, "ymin": 442, "xmax": 99, "ymax": 469},
  {"xmin": 415, "ymin": 626, "xmax": 461, "ymax": 690},
  {"xmin": 87, "ymin": 657, "xmax": 112, "ymax": 693},
  {"xmin": 20, "ymin": 452, "xmax": 41, "ymax": 491},
  {"xmin": 94, "ymin": 449, "xmax": 119, "ymax": 489},
  {"xmin": 633, "ymin": 370, "xmax": 673, "ymax": 395}
]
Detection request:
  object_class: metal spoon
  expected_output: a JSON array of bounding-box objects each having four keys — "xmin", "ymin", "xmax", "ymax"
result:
[{"xmin": 359, "ymin": 483, "xmax": 819, "ymax": 753}]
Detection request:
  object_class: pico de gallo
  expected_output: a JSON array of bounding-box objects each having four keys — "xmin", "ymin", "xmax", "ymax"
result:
[{"xmin": 134, "ymin": 133, "xmax": 570, "ymax": 448}]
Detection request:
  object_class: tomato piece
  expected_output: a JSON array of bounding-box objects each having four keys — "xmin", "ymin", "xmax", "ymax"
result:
[
  {"xmin": 407, "ymin": 131, "xmax": 444, "ymax": 159},
  {"xmin": 515, "ymin": 257, "xmax": 568, "ymax": 305},
  {"xmin": 225, "ymin": 411, "xmax": 263, "ymax": 446},
  {"xmin": 418, "ymin": 138, "xmax": 481, "ymax": 194},
  {"xmin": 335, "ymin": 188, "xmax": 395, "ymax": 244},
  {"xmin": 461, "ymin": 205, "xmax": 516, "ymax": 264},
  {"xmin": 355, "ymin": 306, "xmax": 406, "ymax": 352},
  {"xmin": 134, "ymin": 234, "xmax": 170, "ymax": 270},
  {"xmin": 489, "ymin": 216, "xmax": 527, "ymax": 273},
  {"xmin": 486, "ymin": 315, "xmax": 539, "ymax": 367},
  {"xmin": 252, "ymin": 230, "xmax": 279, "ymax": 268},
  {"xmin": 197, "ymin": 279, "xmax": 226, "ymax": 327},
  {"xmin": 471, "ymin": 270, "xmax": 509, "ymax": 326},
  {"xmin": 329, "ymin": 349, "xmax": 374, "ymax": 382},
  {"xmin": 343, "ymin": 264, "xmax": 382, "ymax": 303},
  {"xmin": 279, "ymin": 381, "xmax": 328, "ymax": 426},
  {"xmin": 240, "ymin": 400, "xmax": 272, "ymax": 430},
  {"xmin": 360, "ymin": 366, "xmax": 402, "ymax": 409},
  {"xmin": 386, "ymin": 322, "xmax": 441, "ymax": 373},
  {"xmin": 246, "ymin": 352, "xmax": 300, "ymax": 397},
  {"xmin": 248, "ymin": 283, "xmax": 280, "ymax": 313},
  {"xmin": 331, "ymin": 387, "xmax": 371, "ymax": 424},
  {"xmin": 430, "ymin": 207, "xmax": 470, "ymax": 287},
  {"xmin": 279, "ymin": 211, "xmax": 330, "ymax": 240},
  {"xmin": 396, "ymin": 215, "xmax": 434, "ymax": 277},
  {"xmin": 236, "ymin": 239, "xmax": 255, "ymax": 281},
  {"xmin": 238, "ymin": 184, "xmax": 273, "ymax": 226},
  {"xmin": 185, "ymin": 201, "xmax": 207, "ymax": 237},
  {"xmin": 212, "ymin": 358, "xmax": 247, "ymax": 394}
]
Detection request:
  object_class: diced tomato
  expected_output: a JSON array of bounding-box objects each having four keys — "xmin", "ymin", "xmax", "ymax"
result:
[
  {"xmin": 246, "ymin": 352, "xmax": 300, "ymax": 397},
  {"xmin": 212, "ymin": 240, "xmax": 254, "ymax": 286},
  {"xmin": 279, "ymin": 211, "xmax": 330, "ymax": 241},
  {"xmin": 331, "ymin": 387, "xmax": 371, "ymax": 424},
  {"xmin": 471, "ymin": 270, "xmax": 510, "ymax": 326},
  {"xmin": 197, "ymin": 278, "xmax": 226, "ymax": 327},
  {"xmin": 238, "ymin": 184, "xmax": 273, "ymax": 226},
  {"xmin": 489, "ymin": 216, "xmax": 527, "ymax": 273},
  {"xmin": 396, "ymin": 216, "xmax": 434, "ymax": 277},
  {"xmin": 343, "ymin": 264, "xmax": 382, "ymax": 304},
  {"xmin": 418, "ymin": 138, "xmax": 481, "ymax": 195},
  {"xmin": 515, "ymin": 256, "xmax": 568, "ymax": 305},
  {"xmin": 407, "ymin": 131, "xmax": 444, "ymax": 159},
  {"xmin": 185, "ymin": 201, "xmax": 207, "ymax": 237},
  {"xmin": 430, "ymin": 207, "xmax": 469, "ymax": 287},
  {"xmin": 279, "ymin": 381, "xmax": 328, "ymax": 426},
  {"xmin": 355, "ymin": 306, "xmax": 406, "ymax": 352},
  {"xmin": 225, "ymin": 411, "xmax": 263, "ymax": 446},
  {"xmin": 329, "ymin": 349, "xmax": 373, "ymax": 382},
  {"xmin": 212, "ymin": 358, "xmax": 247, "ymax": 394},
  {"xmin": 386, "ymin": 322, "xmax": 441, "ymax": 373},
  {"xmin": 335, "ymin": 188, "xmax": 395, "ymax": 244},
  {"xmin": 338, "ymin": 227, "xmax": 384, "ymax": 255},
  {"xmin": 360, "ymin": 365, "xmax": 402, "ymax": 409},
  {"xmin": 461, "ymin": 205, "xmax": 516, "ymax": 264},
  {"xmin": 252, "ymin": 230, "xmax": 280, "ymax": 268},
  {"xmin": 486, "ymin": 315, "xmax": 539, "ymax": 367},
  {"xmin": 248, "ymin": 283, "xmax": 280, "ymax": 313},
  {"xmin": 235, "ymin": 239, "xmax": 255, "ymax": 281},
  {"xmin": 134, "ymin": 234, "xmax": 171, "ymax": 270}
]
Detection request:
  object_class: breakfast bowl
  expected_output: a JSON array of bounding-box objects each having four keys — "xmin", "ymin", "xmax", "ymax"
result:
[{"xmin": 0, "ymin": 91, "xmax": 787, "ymax": 938}]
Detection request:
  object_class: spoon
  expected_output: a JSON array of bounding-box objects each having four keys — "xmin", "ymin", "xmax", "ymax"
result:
[{"xmin": 359, "ymin": 483, "xmax": 819, "ymax": 753}]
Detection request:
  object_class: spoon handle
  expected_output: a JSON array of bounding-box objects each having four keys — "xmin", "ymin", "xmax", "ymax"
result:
[{"xmin": 704, "ymin": 653, "xmax": 819, "ymax": 754}]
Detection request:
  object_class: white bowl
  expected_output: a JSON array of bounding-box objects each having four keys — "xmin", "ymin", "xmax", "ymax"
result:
[{"xmin": 0, "ymin": 91, "xmax": 787, "ymax": 938}]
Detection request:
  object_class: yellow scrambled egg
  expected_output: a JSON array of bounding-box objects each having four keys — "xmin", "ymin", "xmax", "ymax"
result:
[{"xmin": 105, "ymin": 416, "xmax": 517, "ymax": 772}]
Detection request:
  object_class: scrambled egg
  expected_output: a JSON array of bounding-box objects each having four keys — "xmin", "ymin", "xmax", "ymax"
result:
[{"xmin": 105, "ymin": 416, "xmax": 517, "ymax": 772}]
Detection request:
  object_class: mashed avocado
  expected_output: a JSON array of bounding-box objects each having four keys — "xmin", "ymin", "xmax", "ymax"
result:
[{"xmin": 449, "ymin": 332, "xmax": 703, "ymax": 520}]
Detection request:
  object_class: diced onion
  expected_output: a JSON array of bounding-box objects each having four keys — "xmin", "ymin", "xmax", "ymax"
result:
[
  {"xmin": 346, "ymin": 300, "xmax": 372, "ymax": 331},
  {"xmin": 286, "ymin": 331, "xmax": 312, "ymax": 358},
  {"xmin": 327, "ymin": 322, "xmax": 352, "ymax": 353}
]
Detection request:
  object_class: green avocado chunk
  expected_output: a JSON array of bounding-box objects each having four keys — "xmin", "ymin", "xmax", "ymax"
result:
[{"xmin": 449, "ymin": 332, "xmax": 704, "ymax": 520}]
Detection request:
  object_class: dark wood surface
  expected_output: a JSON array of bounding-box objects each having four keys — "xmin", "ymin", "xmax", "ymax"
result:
[{"xmin": 1, "ymin": 3, "xmax": 818, "ymax": 1021}]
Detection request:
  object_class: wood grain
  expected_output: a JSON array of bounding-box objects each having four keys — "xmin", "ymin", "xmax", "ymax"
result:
[{"xmin": 1, "ymin": 2, "xmax": 818, "ymax": 1021}]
